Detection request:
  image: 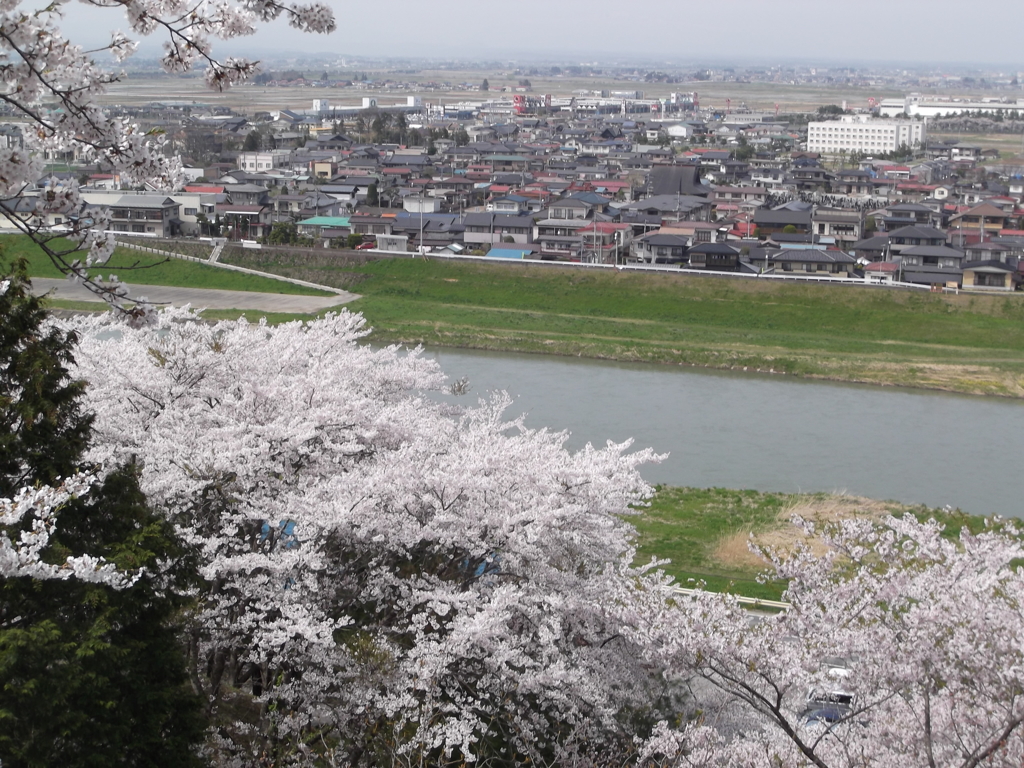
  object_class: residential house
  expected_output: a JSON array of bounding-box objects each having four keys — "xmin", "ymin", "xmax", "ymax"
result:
[
  {"xmin": 463, "ymin": 213, "xmax": 535, "ymax": 247},
  {"xmin": 296, "ymin": 216, "xmax": 351, "ymax": 240},
  {"xmin": 272, "ymin": 194, "xmax": 308, "ymax": 219},
  {"xmin": 350, "ymin": 213, "xmax": 397, "ymax": 237},
  {"xmin": 391, "ymin": 213, "xmax": 464, "ymax": 250},
  {"xmin": 0, "ymin": 196, "xmax": 71, "ymax": 231},
  {"xmin": 849, "ymin": 234, "xmax": 890, "ymax": 262},
  {"xmin": 961, "ymin": 260, "xmax": 1019, "ymax": 291},
  {"xmin": 714, "ymin": 186, "xmax": 769, "ymax": 206},
  {"xmin": 749, "ymin": 247, "xmax": 857, "ymax": 276},
  {"xmin": 224, "ymin": 183, "xmax": 271, "ymax": 206},
  {"xmin": 811, "ymin": 207, "xmax": 865, "ymax": 247},
  {"xmin": 878, "ymin": 202, "xmax": 942, "ymax": 231},
  {"xmin": 170, "ymin": 192, "xmax": 217, "ymax": 236},
  {"xmin": 750, "ymin": 167, "xmax": 788, "ymax": 190},
  {"xmin": 534, "ymin": 218, "xmax": 589, "ymax": 259},
  {"xmin": 487, "ymin": 195, "xmax": 529, "ymax": 214},
  {"xmin": 106, "ymin": 196, "xmax": 181, "ymax": 237},
  {"xmin": 851, "ymin": 223, "xmax": 948, "ymax": 262},
  {"xmin": 897, "ymin": 245, "xmax": 965, "ymax": 288},
  {"xmin": 834, "ymin": 169, "xmax": 873, "ymax": 196},
  {"xmin": 634, "ymin": 232, "xmax": 689, "ymax": 263},
  {"xmin": 659, "ymin": 220, "xmax": 723, "ymax": 244},
  {"xmin": 949, "ymin": 202, "xmax": 1011, "ymax": 237},
  {"xmin": 620, "ymin": 194, "xmax": 713, "ymax": 223},
  {"xmin": 547, "ymin": 198, "xmax": 592, "ymax": 220},
  {"xmin": 886, "ymin": 224, "xmax": 948, "ymax": 254},
  {"xmin": 311, "ymin": 160, "xmax": 339, "ymax": 179},
  {"xmin": 686, "ymin": 242, "xmax": 742, "ymax": 271},
  {"xmin": 753, "ymin": 206, "xmax": 812, "ymax": 236},
  {"xmin": 788, "ymin": 166, "xmax": 833, "ymax": 191},
  {"xmin": 863, "ymin": 261, "xmax": 900, "ymax": 285},
  {"xmin": 964, "ymin": 241, "xmax": 1015, "ymax": 263},
  {"xmin": 215, "ymin": 201, "xmax": 270, "ymax": 240},
  {"xmin": 319, "ymin": 183, "xmax": 364, "ymax": 208},
  {"xmin": 576, "ymin": 221, "xmax": 631, "ymax": 263}
]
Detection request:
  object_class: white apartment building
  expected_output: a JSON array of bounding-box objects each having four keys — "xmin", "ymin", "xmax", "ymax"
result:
[
  {"xmin": 236, "ymin": 150, "xmax": 291, "ymax": 172},
  {"xmin": 80, "ymin": 189, "xmax": 217, "ymax": 236},
  {"xmin": 806, "ymin": 115, "xmax": 927, "ymax": 155}
]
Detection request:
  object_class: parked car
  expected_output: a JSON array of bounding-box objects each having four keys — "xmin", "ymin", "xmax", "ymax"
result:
[
  {"xmin": 355, "ymin": 241, "xmax": 375, "ymax": 250},
  {"xmin": 807, "ymin": 659, "xmax": 856, "ymax": 707},
  {"xmin": 800, "ymin": 703, "xmax": 851, "ymax": 730}
]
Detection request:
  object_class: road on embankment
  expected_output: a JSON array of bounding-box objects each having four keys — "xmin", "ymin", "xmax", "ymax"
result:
[{"xmin": 30, "ymin": 278, "xmax": 359, "ymax": 313}]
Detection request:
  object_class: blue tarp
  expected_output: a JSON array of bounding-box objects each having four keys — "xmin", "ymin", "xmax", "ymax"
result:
[{"xmin": 485, "ymin": 249, "xmax": 528, "ymax": 259}]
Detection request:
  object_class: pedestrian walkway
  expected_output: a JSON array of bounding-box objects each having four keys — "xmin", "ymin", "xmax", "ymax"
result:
[{"xmin": 31, "ymin": 278, "xmax": 359, "ymax": 313}]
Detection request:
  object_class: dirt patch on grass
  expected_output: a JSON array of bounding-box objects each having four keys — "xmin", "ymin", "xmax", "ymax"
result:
[{"xmin": 712, "ymin": 494, "xmax": 897, "ymax": 570}]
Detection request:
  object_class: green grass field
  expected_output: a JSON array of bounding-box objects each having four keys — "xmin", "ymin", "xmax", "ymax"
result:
[
  {"xmin": 1, "ymin": 235, "xmax": 332, "ymax": 296},
  {"xmin": 632, "ymin": 487, "xmax": 792, "ymax": 600},
  {"xmin": 634, "ymin": 487, "xmax": 989, "ymax": 601},
  {"xmin": 313, "ymin": 257, "xmax": 1024, "ymax": 397}
]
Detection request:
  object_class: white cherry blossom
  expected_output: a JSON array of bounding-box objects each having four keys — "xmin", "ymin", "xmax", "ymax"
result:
[
  {"xmin": 0, "ymin": 0, "xmax": 334, "ymax": 313},
  {"xmin": 67, "ymin": 308, "xmax": 677, "ymax": 765}
]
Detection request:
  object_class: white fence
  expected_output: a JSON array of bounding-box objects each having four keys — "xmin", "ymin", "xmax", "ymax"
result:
[
  {"xmin": 421, "ymin": 251, "xmax": 933, "ymax": 290},
  {"xmin": 674, "ymin": 587, "xmax": 789, "ymax": 611}
]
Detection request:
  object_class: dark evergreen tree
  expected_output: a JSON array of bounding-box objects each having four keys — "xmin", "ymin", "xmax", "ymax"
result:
[
  {"xmin": 0, "ymin": 259, "xmax": 206, "ymax": 767},
  {"xmin": 0, "ymin": 266, "xmax": 91, "ymax": 497}
]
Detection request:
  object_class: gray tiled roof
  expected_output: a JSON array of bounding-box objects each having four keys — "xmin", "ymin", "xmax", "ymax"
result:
[{"xmin": 772, "ymin": 248, "xmax": 855, "ymax": 263}]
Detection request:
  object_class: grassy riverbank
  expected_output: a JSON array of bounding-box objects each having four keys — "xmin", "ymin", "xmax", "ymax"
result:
[
  {"xmin": 636, "ymin": 487, "xmax": 988, "ymax": 601},
  {"xmin": 329, "ymin": 257, "xmax": 1024, "ymax": 398},
  {"xmin": 44, "ymin": 243, "xmax": 1024, "ymax": 397},
  {"xmin": 3, "ymin": 235, "xmax": 331, "ymax": 296}
]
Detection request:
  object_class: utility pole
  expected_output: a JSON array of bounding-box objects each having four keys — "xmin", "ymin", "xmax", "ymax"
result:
[{"xmin": 419, "ymin": 196, "xmax": 424, "ymax": 256}]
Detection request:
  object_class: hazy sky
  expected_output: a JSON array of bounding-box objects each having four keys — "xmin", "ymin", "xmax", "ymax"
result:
[{"xmin": 52, "ymin": 0, "xmax": 1024, "ymax": 68}]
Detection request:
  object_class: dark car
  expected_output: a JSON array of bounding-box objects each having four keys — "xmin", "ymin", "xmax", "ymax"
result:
[
  {"xmin": 799, "ymin": 703, "xmax": 852, "ymax": 734},
  {"xmin": 801, "ymin": 704, "xmax": 850, "ymax": 725}
]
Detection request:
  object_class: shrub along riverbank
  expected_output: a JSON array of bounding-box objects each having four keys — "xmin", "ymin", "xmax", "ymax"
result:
[{"xmin": 222, "ymin": 252, "xmax": 1024, "ymax": 398}]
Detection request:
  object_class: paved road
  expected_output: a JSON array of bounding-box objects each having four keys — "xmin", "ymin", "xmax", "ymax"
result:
[{"xmin": 31, "ymin": 278, "xmax": 360, "ymax": 313}]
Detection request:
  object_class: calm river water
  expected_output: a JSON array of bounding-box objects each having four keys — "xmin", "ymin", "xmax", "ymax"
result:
[{"xmin": 425, "ymin": 348, "xmax": 1024, "ymax": 518}]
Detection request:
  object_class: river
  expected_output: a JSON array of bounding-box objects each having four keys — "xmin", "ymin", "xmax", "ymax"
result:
[{"xmin": 425, "ymin": 348, "xmax": 1024, "ymax": 518}]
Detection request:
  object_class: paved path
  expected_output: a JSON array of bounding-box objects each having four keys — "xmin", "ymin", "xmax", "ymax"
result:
[{"xmin": 31, "ymin": 278, "xmax": 360, "ymax": 313}]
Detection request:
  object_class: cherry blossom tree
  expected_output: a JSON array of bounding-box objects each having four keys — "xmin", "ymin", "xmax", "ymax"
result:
[
  {"xmin": 68, "ymin": 307, "xmax": 683, "ymax": 766},
  {"xmin": 45, "ymin": 299, "xmax": 1024, "ymax": 767},
  {"xmin": 0, "ymin": 0, "xmax": 335, "ymax": 314},
  {"xmin": 639, "ymin": 514, "xmax": 1024, "ymax": 768}
]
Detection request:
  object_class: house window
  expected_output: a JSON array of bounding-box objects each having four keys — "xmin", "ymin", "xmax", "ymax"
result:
[
  {"xmin": 184, "ymin": 207, "xmax": 197, "ymax": 216},
  {"xmin": 131, "ymin": 224, "xmax": 145, "ymax": 232},
  {"xmin": 976, "ymin": 273, "xmax": 1006, "ymax": 288}
]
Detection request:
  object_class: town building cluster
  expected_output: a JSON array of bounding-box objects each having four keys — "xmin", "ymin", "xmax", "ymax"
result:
[{"xmin": 3, "ymin": 92, "xmax": 1023, "ymax": 291}]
